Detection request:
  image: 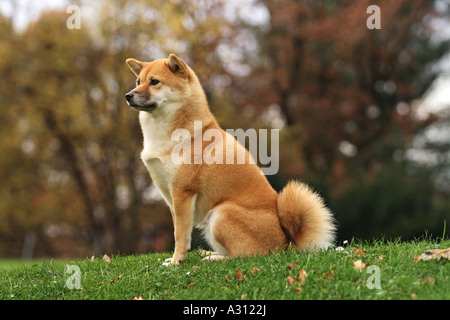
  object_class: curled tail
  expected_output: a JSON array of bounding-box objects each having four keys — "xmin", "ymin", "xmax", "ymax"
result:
[{"xmin": 277, "ymin": 180, "xmax": 336, "ymax": 250}]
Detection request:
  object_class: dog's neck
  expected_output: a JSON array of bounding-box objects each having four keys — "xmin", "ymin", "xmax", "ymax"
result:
[{"xmin": 138, "ymin": 99, "xmax": 217, "ymax": 160}]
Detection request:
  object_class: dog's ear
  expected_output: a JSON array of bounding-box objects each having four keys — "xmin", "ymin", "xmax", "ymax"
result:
[
  {"xmin": 126, "ymin": 58, "xmax": 144, "ymax": 76},
  {"xmin": 167, "ymin": 54, "xmax": 189, "ymax": 80}
]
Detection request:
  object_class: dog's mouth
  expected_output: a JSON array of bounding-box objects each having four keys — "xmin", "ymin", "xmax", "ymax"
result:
[
  {"xmin": 125, "ymin": 92, "xmax": 157, "ymax": 111},
  {"xmin": 128, "ymin": 102, "xmax": 158, "ymax": 112}
]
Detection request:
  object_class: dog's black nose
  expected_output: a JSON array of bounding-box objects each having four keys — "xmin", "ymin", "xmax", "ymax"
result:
[{"xmin": 125, "ymin": 92, "xmax": 134, "ymax": 102}]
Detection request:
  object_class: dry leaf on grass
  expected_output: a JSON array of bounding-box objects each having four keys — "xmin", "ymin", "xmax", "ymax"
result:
[
  {"xmin": 353, "ymin": 248, "xmax": 366, "ymax": 256},
  {"xmin": 287, "ymin": 269, "xmax": 308, "ymax": 286},
  {"xmin": 353, "ymin": 260, "xmax": 368, "ymax": 272},
  {"xmin": 235, "ymin": 270, "xmax": 246, "ymax": 281},
  {"xmin": 298, "ymin": 269, "xmax": 308, "ymax": 284},
  {"xmin": 132, "ymin": 296, "xmax": 144, "ymax": 300},
  {"xmin": 287, "ymin": 276, "xmax": 297, "ymax": 286},
  {"xmin": 103, "ymin": 254, "xmax": 111, "ymax": 264},
  {"xmin": 288, "ymin": 263, "xmax": 298, "ymax": 270},
  {"xmin": 322, "ymin": 270, "xmax": 335, "ymax": 280},
  {"xmin": 251, "ymin": 267, "xmax": 261, "ymax": 274},
  {"xmin": 420, "ymin": 276, "xmax": 435, "ymax": 283},
  {"xmin": 110, "ymin": 275, "xmax": 121, "ymax": 284},
  {"xmin": 414, "ymin": 248, "xmax": 450, "ymax": 263}
]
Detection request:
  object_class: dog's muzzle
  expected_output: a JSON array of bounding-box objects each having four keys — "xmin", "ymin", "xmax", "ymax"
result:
[
  {"xmin": 125, "ymin": 92, "xmax": 134, "ymax": 102},
  {"xmin": 125, "ymin": 91, "xmax": 157, "ymax": 111}
]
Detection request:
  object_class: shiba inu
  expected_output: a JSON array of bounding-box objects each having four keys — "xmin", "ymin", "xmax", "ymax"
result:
[{"xmin": 125, "ymin": 54, "xmax": 335, "ymax": 264}]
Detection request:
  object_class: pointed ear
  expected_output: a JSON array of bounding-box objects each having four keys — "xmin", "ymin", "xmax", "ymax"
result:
[
  {"xmin": 167, "ymin": 54, "xmax": 189, "ymax": 79},
  {"xmin": 126, "ymin": 58, "xmax": 144, "ymax": 76}
]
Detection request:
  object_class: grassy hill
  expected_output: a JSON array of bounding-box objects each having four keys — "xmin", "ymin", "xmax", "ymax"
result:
[{"xmin": 1, "ymin": 238, "xmax": 449, "ymax": 300}]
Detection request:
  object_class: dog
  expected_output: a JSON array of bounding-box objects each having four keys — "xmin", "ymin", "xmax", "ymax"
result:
[{"xmin": 125, "ymin": 53, "xmax": 335, "ymax": 265}]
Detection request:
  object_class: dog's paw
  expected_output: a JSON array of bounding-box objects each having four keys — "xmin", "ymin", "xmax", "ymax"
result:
[
  {"xmin": 202, "ymin": 254, "xmax": 227, "ymax": 261},
  {"xmin": 162, "ymin": 258, "xmax": 173, "ymax": 266},
  {"xmin": 162, "ymin": 257, "xmax": 184, "ymax": 266}
]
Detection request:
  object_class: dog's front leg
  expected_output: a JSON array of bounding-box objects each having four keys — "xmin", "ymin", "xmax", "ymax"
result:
[{"xmin": 163, "ymin": 192, "xmax": 195, "ymax": 265}]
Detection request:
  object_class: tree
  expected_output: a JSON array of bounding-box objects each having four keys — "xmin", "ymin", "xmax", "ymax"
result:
[
  {"xmin": 233, "ymin": 0, "xmax": 450, "ymax": 240},
  {"xmin": 2, "ymin": 0, "xmax": 244, "ymax": 256}
]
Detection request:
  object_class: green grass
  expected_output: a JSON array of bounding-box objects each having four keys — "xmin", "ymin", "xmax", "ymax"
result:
[
  {"xmin": 0, "ymin": 259, "xmax": 47, "ymax": 272},
  {"xmin": 0, "ymin": 238, "xmax": 449, "ymax": 300}
]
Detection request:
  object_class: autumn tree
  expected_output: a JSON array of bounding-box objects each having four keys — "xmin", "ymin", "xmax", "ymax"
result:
[
  {"xmin": 234, "ymin": 0, "xmax": 450, "ymax": 240},
  {"xmin": 1, "ymin": 0, "xmax": 448, "ymax": 258},
  {"xmin": 1, "ymin": 0, "xmax": 246, "ymax": 256}
]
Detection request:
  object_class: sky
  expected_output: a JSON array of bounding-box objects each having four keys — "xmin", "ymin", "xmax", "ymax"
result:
[{"xmin": 0, "ymin": 0, "xmax": 67, "ymax": 31}]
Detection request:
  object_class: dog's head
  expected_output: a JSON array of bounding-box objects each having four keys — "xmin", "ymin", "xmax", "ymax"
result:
[{"xmin": 125, "ymin": 54, "xmax": 193, "ymax": 112}]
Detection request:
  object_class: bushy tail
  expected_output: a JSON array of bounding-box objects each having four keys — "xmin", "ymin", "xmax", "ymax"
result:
[{"xmin": 277, "ymin": 180, "xmax": 336, "ymax": 250}]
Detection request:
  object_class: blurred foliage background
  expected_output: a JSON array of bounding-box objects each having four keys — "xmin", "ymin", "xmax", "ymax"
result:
[{"xmin": 0, "ymin": 0, "xmax": 449, "ymax": 259}]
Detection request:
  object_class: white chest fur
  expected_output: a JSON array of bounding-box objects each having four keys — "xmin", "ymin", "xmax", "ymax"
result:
[
  {"xmin": 142, "ymin": 157, "xmax": 175, "ymax": 211},
  {"xmin": 139, "ymin": 111, "xmax": 179, "ymax": 211}
]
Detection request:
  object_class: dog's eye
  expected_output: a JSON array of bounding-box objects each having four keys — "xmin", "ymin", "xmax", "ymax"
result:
[
  {"xmin": 150, "ymin": 79, "xmax": 160, "ymax": 86},
  {"xmin": 136, "ymin": 78, "xmax": 140, "ymax": 86}
]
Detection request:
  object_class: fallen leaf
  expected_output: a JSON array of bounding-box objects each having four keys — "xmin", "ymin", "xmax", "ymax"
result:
[
  {"xmin": 415, "ymin": 248, "xmax": 450, "ymax": 263},
  {"xmin": 110, "ymin": 275, "xmax": 121, "ymax": 284},
  {"xmin": 295, "ymin": 287, "xmax": 302, "ymax": 293},
  {"xmin": 287, "ymin": 269, "xmax": 307, "ymax": 287},
  {"xmin": 322, "ymin": 270, "xmax": 335, "ymax": 280},
  {"xmin": 132, "ymin": 296, "xmax": 144, "ymax": 300},
  {"xmin": 288, "ymin": 263, "xmax": 298, "ymax": 270},
  {"xmin": 353, "ymin": 260, "xmax": 368, "ymax": 272},
  {"xmin": 354, "ymin": 248, "xmax": 366, "ymax": 256},
  {"xmin": 251, "ymin": 267, "xmax": 261, "ymax": 274},
  {"xmin": 103, "ymin": 254, "xmax": 111, "ymax": 264},
  {"xmin": 420, "ymin": 276, "xmax": 435, "ymax": 283},
  {"xmin": 287, "ymin": 276, "xmax": 297, "ymax": 286},
  {"xmin": 186, "ymin": 281, "xmax": 195, "ymax": 287},
  {"xmin": 411, "ymin": 293, "xmax": 417, "ymax": 300},
  {"xmin": 298, "ymin": 269, "xmax": 308, "ymax": 284},
  {"xmin": 235, "ymin": 270, "xmax": 246, "ymax": 281}
]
